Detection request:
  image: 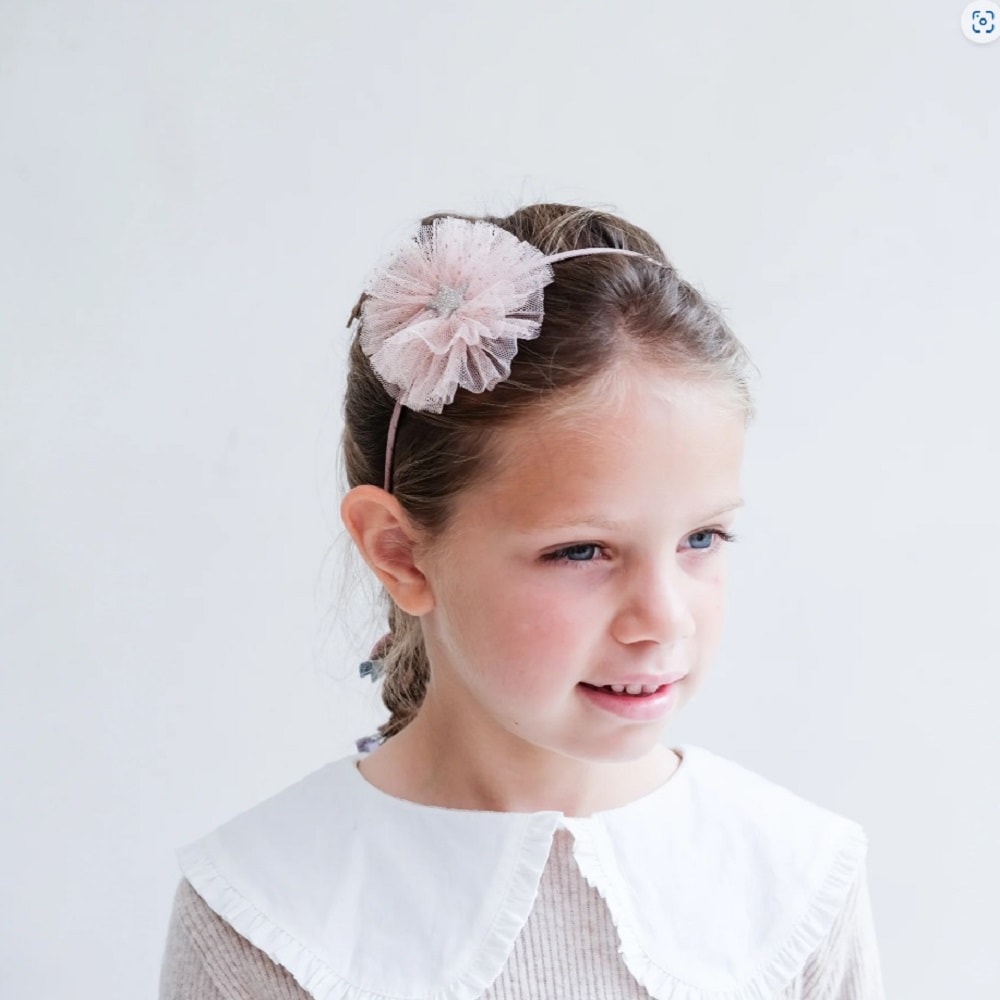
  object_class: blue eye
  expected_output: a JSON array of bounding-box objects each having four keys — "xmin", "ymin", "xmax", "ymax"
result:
[
  {"xmin": 686, "ymin": 529, "xmax": 736, "ymax": 551},
  {"xmin": 545, "ymin": 543, "xmax": 601, "ymax": 562}
]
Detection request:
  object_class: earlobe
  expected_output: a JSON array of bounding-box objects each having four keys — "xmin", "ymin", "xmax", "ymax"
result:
[{"xmin": 340, "ymin": 485, "xmax": 435, "ymax": 616}]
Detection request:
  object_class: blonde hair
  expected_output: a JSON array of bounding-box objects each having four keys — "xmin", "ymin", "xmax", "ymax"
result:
[{"xmin": 342, "ymin": 203, "xmax": 754, "ymax": 737}]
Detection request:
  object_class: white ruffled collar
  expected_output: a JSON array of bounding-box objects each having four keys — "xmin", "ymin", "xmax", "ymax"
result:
[{"xmin": 178, "ymin": 744, "xmax": 867, "ymax": 1000}]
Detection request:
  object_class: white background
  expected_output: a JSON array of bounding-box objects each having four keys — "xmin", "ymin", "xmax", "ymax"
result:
[{"xmin": 2, "ymin": 1, "xmax": 998, "ymax": 997}]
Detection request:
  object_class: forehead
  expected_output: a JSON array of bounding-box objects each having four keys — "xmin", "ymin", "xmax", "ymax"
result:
[{"xmin": 454, "ymin": 370, "xmax": 746, "ymax": 531}]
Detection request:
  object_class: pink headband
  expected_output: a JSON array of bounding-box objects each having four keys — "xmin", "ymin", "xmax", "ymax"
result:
[{"xmin": 353, "ymin": 217, "xmax": 659, "ymax": 492}]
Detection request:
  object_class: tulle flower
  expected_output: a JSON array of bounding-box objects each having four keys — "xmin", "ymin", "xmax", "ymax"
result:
[{"xmin": 359, "ymin": 218, "xmax": 555, "ymax": 413}]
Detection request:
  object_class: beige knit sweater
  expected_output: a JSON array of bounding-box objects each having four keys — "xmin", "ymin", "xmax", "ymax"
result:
[{"xmin": 160, "ymin": 829, "xmax": 884, "ymax": 999}]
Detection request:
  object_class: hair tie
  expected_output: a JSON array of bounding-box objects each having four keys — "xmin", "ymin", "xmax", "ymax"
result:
[{"xmin": 358, "ymin": 632, "xmax": 392, "ymax": 683}]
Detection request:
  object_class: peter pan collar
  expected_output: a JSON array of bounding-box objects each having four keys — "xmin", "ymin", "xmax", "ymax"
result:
[{"xmin": 178, "ymin": 745, "xmax": 867, "ymax": 1000}]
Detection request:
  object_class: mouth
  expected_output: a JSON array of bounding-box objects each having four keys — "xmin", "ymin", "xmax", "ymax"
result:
[{"xmin": 577, "ymin": 678, "xmax": 684, "ymax": 721}]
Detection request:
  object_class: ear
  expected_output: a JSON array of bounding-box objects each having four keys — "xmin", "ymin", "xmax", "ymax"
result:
[{"xmin": 340, "ymin": 485, "xmax": 435, "ymax": 616}]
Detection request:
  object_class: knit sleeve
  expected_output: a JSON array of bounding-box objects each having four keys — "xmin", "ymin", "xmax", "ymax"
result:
[
  {"xmin": 159, "ymin": 879, "xmax": 311, "ymax": 1000},
  {"xmin": 799, "ymin": 860, "xmax": 886, "ymax": 1000}
]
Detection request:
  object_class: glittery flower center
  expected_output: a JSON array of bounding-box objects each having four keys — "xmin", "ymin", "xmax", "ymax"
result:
[{"xmin": 427, "ymin": 284, "xmax": 467, "ymax": 318}]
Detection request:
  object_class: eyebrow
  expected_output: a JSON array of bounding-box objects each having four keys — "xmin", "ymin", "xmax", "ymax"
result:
[
  {"xmin": 701, "ymin": 499, "xmax": 745, "ymax": 520},
  {"xmin": 522, "ymin": 515, "xmax": 626, "ymax": 533},
  {"xmin": 522, "ymin": 500, "xmax": 744, "ymax": 533}
]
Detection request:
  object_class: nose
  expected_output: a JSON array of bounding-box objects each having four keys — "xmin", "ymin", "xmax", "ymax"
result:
[{"xmin": 609, "ymin": 558, "xmax": 696, "ymax": 647}]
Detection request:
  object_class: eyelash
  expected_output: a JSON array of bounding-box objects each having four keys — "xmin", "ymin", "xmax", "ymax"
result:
[{"xmin": 542, "ymin": 530, "xmax": 738, "ymax": 565}]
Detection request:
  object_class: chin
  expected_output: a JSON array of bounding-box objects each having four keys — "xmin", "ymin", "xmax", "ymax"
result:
[{"xmin": 569, "ymin": 724, "xmax": 672, "ymax": 766}]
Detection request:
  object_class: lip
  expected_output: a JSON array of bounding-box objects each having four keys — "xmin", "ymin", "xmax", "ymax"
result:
[{"xmin": 578, "ymin": 678, "xmax": 683, "ymax": 722}]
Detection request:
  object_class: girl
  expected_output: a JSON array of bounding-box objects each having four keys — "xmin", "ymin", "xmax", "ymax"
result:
[{"xmin": 161, "ymin": 204, "xmax": 885, "ymax": 999}]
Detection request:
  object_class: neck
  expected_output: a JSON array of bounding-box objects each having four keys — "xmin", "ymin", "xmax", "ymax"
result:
[{"xmin": 357, "ymin": 696, "xmax": 680, "ymax": 816}]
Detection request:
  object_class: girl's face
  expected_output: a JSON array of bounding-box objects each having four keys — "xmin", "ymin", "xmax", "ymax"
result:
[{"xmin": 415, "ymin": 366, "xmax": 746, "ymax": 771}]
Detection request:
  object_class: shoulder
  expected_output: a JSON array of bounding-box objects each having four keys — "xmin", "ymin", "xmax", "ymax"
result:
[
  {"xmin": 161, "ymin": 879, "xmax": 311, "ymax": 1000},
  {"xmin": 593, "ymin": 743, "xmax": 868, "ymax": 867},
  {"xmin": 670, "ymin": 744, "xmax": 870, "ymax": 921},
  {"xmin": 679, "ymin": 743, "xmax": 867, "ymax": 849},
  {"xmin": 173, "ymin": 758, "xmax": 360, "ymax": 996},
  {"xmin": 183, "ymin": 756, "xmax": 360, "ymax": 858},
  {"xmin": 175, "ymin": 754, "xmax": 553, "ymax": 1000},
  {"xmin": 569, "ymin": 744, "xmax": 873, "ymax": 999}
]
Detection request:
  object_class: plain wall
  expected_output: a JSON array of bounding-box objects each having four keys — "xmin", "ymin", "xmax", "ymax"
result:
[{"xmin": 2, "ymin": 1, "xmax": 998, "ymax": 997}]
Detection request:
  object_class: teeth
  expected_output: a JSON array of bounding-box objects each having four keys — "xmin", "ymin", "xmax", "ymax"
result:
[{"xmin": 602, "ymin": 683, "xmax": 662, "ymax": 696}]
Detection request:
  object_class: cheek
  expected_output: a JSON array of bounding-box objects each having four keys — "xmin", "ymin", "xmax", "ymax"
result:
[
  {"xmin": 463, "ymin": 564, "xmax": 566, "ymax": 627},
  {"xmin": 695, "ymin": 573, "xmax": 729, "ymax": 641},
  {"xmin": 683, "ymin": 577, "xmax": 728, "ymax": 701},
  {"xmin": 487, "ymin": 586, "xmax": 585, "ymax": 684},
  {"xmin": 684, "ymin": 558, "xmax": 726, "ymax": 617},
  {"xmin": 522, "ymin": 577, "xmax": 592, "ymax": 633},
  {"xmin": 500, "ymin": 592, "xmax": 579, "ymax": 663},
  {"xmin": 443, "ymin": 573, "xmax": 571, "ymax": 648}
]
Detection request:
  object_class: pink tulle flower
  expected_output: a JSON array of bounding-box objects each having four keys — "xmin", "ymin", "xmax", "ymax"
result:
[{"xmin": 359, "ymin": 218, "xmax": 556, "ymax": 413}]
